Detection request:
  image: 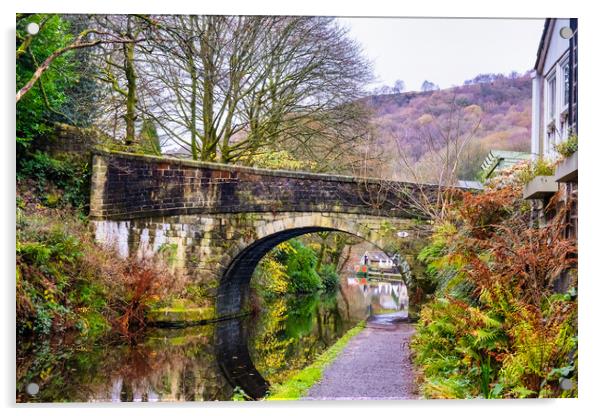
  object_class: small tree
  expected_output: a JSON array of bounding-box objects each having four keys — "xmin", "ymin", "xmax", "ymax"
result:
[
  {"xmin": 138, "ymin": 119, "xmax": 161, "ymax": 155},
  {"xmin": 393, "ymin": 79, "xmax": 405, "ymax": 94},
  {"xmin": 421, "ymin": 80, "xmax": 438, "ymax": 92}
]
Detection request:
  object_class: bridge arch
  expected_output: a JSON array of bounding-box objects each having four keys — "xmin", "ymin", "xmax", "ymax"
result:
[
  {"xmin": 215, "ymin": 212, "xmax": 407, "ymax": 318},
  {"xmin": 213, "ymin": 214, "xmax": 412, "ymax": 400}
]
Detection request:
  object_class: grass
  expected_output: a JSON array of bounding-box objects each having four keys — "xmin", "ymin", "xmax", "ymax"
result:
[{"xmin": 266, "ymin": 320, "xmax": 366, "ymax": 400}]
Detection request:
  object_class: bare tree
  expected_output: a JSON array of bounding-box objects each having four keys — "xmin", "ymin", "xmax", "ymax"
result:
[
  {"xmin": 421, "ymin": 80, "xmax": 439, "ymax": 92},
  {"xmin": 91, "ymin": 15, "xmax": 158, "ymax": 145},
  {"xmin": 137, "ymin": 16, "xmax": 373, "ymax": 165},
  {"xmin": 352, "ymin": 95, "xmax": 482, "ymax": 222},
  {"xmin": 391, "ymin": 97, "xmax": 482, "ymax": 221},
  {"xmin": 393, "ymin": 80, "xmax": 405, "ymax": 94}
]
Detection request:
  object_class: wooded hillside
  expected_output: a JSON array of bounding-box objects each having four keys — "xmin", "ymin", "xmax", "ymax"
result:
[{"xmin": 364, "ymin": 73, "xmax": 532, "ymax": 180}]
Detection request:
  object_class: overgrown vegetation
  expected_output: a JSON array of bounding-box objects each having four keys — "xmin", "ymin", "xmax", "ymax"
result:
[
  {"xmin": 410, "ymin": 163, "xmax": 577, "ymax": 398},
  {"xmin": 16, "ymin": 209, "xmax": 184, "ymax": 338},
  {"xmin": 17, "ymin": 151, "xmax": 91, "ymax": 213},
  {"xmin": 516, "ymin": 158, "xmax": 556, "ymax": 184},
  {"xmin": 16, "ymin": 152, "xmax": 186, "ymax": 338}
]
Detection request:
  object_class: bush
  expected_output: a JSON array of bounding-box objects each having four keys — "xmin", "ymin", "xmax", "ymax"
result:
[
  {"xmin": 16, "ymin": 216, "xmax": 106, "ymax": 336},
  {"xmin": 248, "ymin": 149, "xmax": 317, "ymax": 171},
  {"xmin": 253, "ymin": 239, "xmax": 325, "ymax": 295},
  {"xmin": 516, "ymin": 158, "xmax": 555, "ymax": 185},
  {"xmin": 16, "ymin": 211, "xmax": 183, "ymax": 338},
  {"xmin": 17, "ymin": 151, "xmax": 90, "ymax": 211},
  {"xmin": 284, "ymin": 240, "xmax": 323, "ymax": 293},
  {"xmin": 318, "ymin": 264, "xmax": 340, "ymax": 292}
]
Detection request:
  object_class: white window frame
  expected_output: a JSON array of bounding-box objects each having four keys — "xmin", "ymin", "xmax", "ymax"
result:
[
  {"xmin": 561, "ymin": 58, "xmax": 570, "ymax": 110},
  {"xmin": 544, "ymin": 71, "xmax": 557, "ymax": 157},
  {"xmin": 560, "ymin": 58, "xmax": 571, "ymax": 140}
]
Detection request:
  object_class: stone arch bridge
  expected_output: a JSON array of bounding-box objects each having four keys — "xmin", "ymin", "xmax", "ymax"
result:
[{"xmin": 90, "ymin": 151, "xmax": 465, "ymax": 320}]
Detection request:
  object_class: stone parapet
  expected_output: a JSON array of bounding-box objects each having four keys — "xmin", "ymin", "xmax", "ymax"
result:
[{"xmin": 90, "ymin": 150, "xmax": 436, "ymax": 221}]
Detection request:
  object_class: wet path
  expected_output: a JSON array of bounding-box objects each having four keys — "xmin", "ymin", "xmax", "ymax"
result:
[{"xmin": 303, "ymin": 312, "xmax": 418, "ymax": 400}]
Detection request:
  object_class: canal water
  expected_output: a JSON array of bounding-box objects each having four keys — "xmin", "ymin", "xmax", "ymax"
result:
[{"xmin": 16, "ymin": 277, "xmax": 408, "ymax": 402}]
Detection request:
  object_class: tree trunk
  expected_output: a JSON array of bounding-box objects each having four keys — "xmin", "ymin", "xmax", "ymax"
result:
[
  {"xmin": 123, "ymin": 39, "xmax": 137, "ymax": 145},
  {"xmin": 200, "ymin": 18, "xmax": 217, "ymax": 161}
]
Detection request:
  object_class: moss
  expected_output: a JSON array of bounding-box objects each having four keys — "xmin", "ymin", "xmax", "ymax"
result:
[
  {"xmin": 146, "ymin": 305, "xmax": 216, "ymax": 327},
  {"xmin": 44, "ymin": 192, "xmax": 62, "ymax": 207},
  {"xmin": 266, "ymin": 320, "xmax": 366, "ymax": 400}
]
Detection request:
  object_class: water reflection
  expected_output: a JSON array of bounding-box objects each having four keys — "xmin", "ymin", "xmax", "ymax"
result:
[
  {"xmin": 16, "ymin": 278, "xmax": 408, "ymax": 402},
  {"xmin": 339, "ymin": 277, "xmax": 408, "ymax": 321},
  {"xmin": 216, "ymin": 318, "xmax": 269, "ymax": 399},
  {"xmin": 17, "ymin": 326, "xmax": 233, "ymax": 402}
]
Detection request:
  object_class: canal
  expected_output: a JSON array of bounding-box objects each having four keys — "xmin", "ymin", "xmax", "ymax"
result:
[{"xmin": 16, "ymin": 277, "xmax": 408, "ymax": 402}]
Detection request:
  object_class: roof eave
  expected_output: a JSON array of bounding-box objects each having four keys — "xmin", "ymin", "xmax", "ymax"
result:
[{"xmin": 535, "ymin": 18, "xmax": 553, "ymax": 73}]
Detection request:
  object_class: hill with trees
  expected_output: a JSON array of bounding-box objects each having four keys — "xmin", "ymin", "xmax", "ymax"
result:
[{"xmin": 363, "ymin": 73, "xmax": 532, "ymax": 181}]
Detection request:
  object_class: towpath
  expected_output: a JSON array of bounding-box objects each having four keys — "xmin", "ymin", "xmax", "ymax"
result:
[{"xmin": 304, "ymin": 312, "xmax": 418, "ymax": 400}]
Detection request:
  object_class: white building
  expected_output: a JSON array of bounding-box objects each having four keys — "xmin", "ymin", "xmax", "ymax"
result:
[
  {"xmin": 359, "ymin": 251, "xmax": 396, "ymax": 271},
  {"xmin": 531, "ymin": 18, "xmax": 578, "ymax": 160},
  {"xmin": 524, "ymin": 18, "xmax": 578, "ymax": 217},
  {"xmin": 524, "ymin": 18, "xmax": 578, "ymax": 250}
]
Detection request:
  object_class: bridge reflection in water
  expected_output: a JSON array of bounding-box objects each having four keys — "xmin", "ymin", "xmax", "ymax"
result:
[
  {"xmin": 216, "ymin": 277, "xmax": 408, "ymax": 399},
  {"xmin": 17, "ymin": 278, "xmax": 407, "ymax": 402},
  {"xmin": 215, "ymin": 318, "xmax": 269, "ymax": 399}
]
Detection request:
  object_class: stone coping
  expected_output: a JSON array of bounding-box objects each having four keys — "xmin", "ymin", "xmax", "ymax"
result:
[
  {"xmin": 93, "ymin": 148, "xmax": 479, "ymax": 190},
  {"xmin": 555, "ymin": 151, "xmax": 578, "ymax": 183},
  {"xmin": 89, "ymin": 206, "xmax": 413, "ymax": 221},
  {"xmin": 523, "ymin": 175, "xmax": 559, "ymax": 200}
]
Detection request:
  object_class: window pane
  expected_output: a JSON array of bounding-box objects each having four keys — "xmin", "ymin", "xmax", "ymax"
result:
[
  {"xmin": 548, "ymin": 76, "xmax": 556, "ymax": 119},
  {"xmin": 563, "ymin": 63, "xmax": 570, "ymax": 106}
]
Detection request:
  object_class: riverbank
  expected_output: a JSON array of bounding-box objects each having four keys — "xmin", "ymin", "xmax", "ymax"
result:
[
  {"xmin": 303, "ymin": 312, "xmax": 417, "ymax": 400},
  {"xmin": 266, "ymin": 320, "xmax": 366, "ymax": 400}
]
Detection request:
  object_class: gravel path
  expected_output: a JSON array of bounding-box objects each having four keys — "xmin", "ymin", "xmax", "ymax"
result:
[{"xmin": 303, "ymin": 312, "xmax": 418, "ymax": 400}]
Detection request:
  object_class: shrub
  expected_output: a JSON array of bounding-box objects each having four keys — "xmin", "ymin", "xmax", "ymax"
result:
[
  {"xmin": 248, "ymin": 150, "xmax": 317, "ymax": 171},
  {"xmin": 16, "ymin": 211, "xmax": 183, "ymax": 338},
  {"xmin": 111, "ymin": 261, "xmax": 176, "ymax": 336},
  {"xmin": 285, "ymin": 240, "xmax": 323, "ymax": 293},
  {"xmin": 516, "ymin": 158, "xmax": 555, "ymax": 185},
  {"xmin": 16, "ymin": 216, "xmax": 104, "ymax": 335},
  {"xmin": 252, "ymin": 241, "xmax": 295, "ymax": 296},
  {"xmin": 318, "ymin": 264, "xmax": 340, "ymax": 292},
  {"xmin": 253, "ymin": 239, "xmax": 324, "ymax": 295}
]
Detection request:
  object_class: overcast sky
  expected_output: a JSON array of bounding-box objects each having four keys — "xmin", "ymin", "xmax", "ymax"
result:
[{"xmin": 338, "ymin": 17, "xmax": 545, "ymax": 92}]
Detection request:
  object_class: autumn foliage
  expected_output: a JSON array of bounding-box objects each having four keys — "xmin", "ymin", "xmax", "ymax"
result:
[
  {"xmin": 17, "ymin": 209, "xmax": 182, "ymax": 339},
  {"xmin": 411, "ymin": 166, "xmax": 577, "ymax": 398}
]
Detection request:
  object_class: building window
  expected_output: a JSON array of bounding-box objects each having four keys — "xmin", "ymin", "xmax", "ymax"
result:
[
  {"xmin": 562, "ymin": 61, "xmax": 570, "ymax": 108},
  {"xmin": 547, "ymin": 74, "xmax": 556, "ymax": 120}
]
